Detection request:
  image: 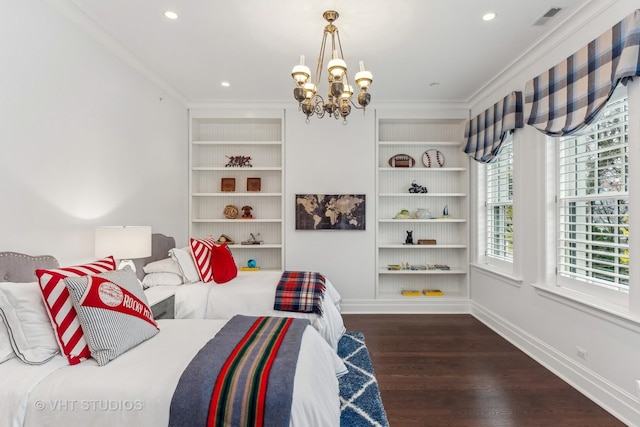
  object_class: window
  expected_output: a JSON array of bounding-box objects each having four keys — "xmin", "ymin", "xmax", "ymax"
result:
[
  {"xmin": 556, "ymin": 90, "xmax": 629, "ymax": 301},
  {"xmin": 485, "ymin": 134, "xmax": 514, "ymax": 266}
]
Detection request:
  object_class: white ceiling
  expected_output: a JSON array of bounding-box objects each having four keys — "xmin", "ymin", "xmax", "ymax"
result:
[{"xmin": 65, "ymin": 0, "xmax": 593, "ymax": 106}]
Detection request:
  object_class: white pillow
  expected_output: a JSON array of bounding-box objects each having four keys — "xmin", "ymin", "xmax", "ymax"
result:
[
  {"xmin": 143, "ymin": 257, "xmax": 183, "ymax": 276},
  {"xmin": 0, "ymin": 317, "xmax": 15, "ymax": 363},
  {"xmin": 142, "ymin": 272, "xmax": 184, "ymax": 287},
  {"xmin": 169, "ymin": 247, "xmax": 200, "ymax": 283},
  {"xmin": 0, "ymin": 282, "xmax": 60, "ymax": 364},
  {"xmin": 64, "ymin": 267, "xmax": 159, "ymax": 366}
]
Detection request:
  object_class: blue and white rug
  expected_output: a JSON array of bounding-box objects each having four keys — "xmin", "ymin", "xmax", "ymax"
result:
[{"xmin": 338, "ymin": 332, "xmax": 390, "ymax": 427}]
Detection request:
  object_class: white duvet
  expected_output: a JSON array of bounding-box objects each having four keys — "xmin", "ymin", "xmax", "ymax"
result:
[
  {"xmin": 146, "ymin": 270, "xmax": 346, "ymax": 351},
  {"xmin": 3, "ymin": 319, "xmax": 346, "ymax": 427}
]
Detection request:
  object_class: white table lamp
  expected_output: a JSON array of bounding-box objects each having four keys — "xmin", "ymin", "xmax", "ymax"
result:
[{"xmin": 95, "ymin": 226, "xmax": 152, "ymax": 272}]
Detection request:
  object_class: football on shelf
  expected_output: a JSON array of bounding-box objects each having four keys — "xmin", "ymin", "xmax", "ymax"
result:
[{"xmin": 388, "ymin": 154, "xmax": 415, "ymax": 168}]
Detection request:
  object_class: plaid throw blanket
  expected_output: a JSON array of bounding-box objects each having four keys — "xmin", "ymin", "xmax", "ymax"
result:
[
  {"xmin": 169, "ymin": 315, "xmax": 309, "ymax": 427},
  {"xmin": 274, "ymin": 271, "xmax": 326, "ymax": 316}
]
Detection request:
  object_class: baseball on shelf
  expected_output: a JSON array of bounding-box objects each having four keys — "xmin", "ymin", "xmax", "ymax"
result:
[{"xmin": 422, "ymin": 149, "xmax": 445, "ymax": 168}]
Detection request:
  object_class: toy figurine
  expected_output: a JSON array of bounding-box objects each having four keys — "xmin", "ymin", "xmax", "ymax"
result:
[
  {"xmin": 408, "ymin": 180, "xmax": 428, "ymax": 193},
  {"xmin": 405, "ymin": 230, "xmax": 414, "ymax": 245},
  {"xmin": 225, "ymin": 155, "xmax": 253, "ymax": 167},
  {"xmin": 241, "ymin": 233, "xmax": 263, "ymax": 245},
  {"xmin": 241, "ymin": 205, "xmax": 253, "ymax": 219}
]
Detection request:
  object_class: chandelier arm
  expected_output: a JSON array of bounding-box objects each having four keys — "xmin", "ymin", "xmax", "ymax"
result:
[
  {"xmin": 330, "ymin": 29, "xmax": 336, "ymax": 57},
  {"xmin": 315, "ymin": 30, "xmax": 329, "ymax": 89},
  {"xmin": 335, "ymin": 29, "xmax": 351, "ymax": 86},
  {"xmin": 336, "ymin": 28, "xmax": 353, "ymax": 89},
  {"xmin": 313, "ymin": 94, "xmax": 326, "ymax": 118},
  {"xmin": 349, "ymin": 99, "xmax": 366, "ymax": 110}
]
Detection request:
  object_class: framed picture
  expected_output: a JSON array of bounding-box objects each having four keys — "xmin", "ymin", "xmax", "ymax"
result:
[
  {"xmin": 221, "ymin": 178, "xmax": 236, "ymax": 192},
  {"xmin": 247, "ymin": 177, "xmax": 261, "ymax": 192},
  {"xmin": 295, "ymin": 194, "xmax": 366, "ymax": 230}
]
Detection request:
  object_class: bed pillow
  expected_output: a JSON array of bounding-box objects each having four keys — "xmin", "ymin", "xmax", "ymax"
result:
[
  {"xmin": 210, "ymin": 242, "xmax": 238, "ymax": 284},
  {"xmin": 143, "ymin": 257, "xmax": 183, "ymax": 276},
  {"xmin": 0, "ymin": 317, "xmax": 15, "ymax": 363},
  {"xmin": 142, "ymin": 272, "xmax": 184, "ymax": 287},
  {"xmin": 169, "ymin": 247, "xmax": 200, "ymax": 283},
  {"xmin": 36, "ymin": 256, "xmax": 116, "ymax": 365},
  {"xmin": 64, "ymin": 267, "xmax": 159, "ymax": 366},
  {"xmin": 0, "ymin": 282, "xmax": 60, "ymax": 364},
  {"xmin": 189, "ymin": 238, "xmax": 219, "ymax": 283}
]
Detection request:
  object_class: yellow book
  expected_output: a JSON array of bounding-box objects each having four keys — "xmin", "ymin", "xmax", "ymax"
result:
[
  {"xmin": 240, "ymin": 267, "xmax": 260, "ymax": 271},
  {"xmin": 401, "ymin": 290, "xmax": 421, "ymax": 296},
  {"xmin": 423, "ymin": 289, "xmax": 443, "ymax": 296}
]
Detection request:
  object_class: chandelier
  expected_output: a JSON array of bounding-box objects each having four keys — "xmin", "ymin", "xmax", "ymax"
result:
[{"xmin": 291, "ymin": 10, "xmax": 373, "ymax": 124}]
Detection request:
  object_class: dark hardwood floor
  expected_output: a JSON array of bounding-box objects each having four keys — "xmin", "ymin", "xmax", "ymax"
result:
[{"xmin": 342, "ymin": 314, "xmax": 626, "ymax": 427}]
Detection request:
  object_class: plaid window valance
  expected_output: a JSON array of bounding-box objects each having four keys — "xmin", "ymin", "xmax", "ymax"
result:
[
  {"xmin": 525, "ymin": 9, "xmax": 640, "ymax": 137},
  {"xmin": 464, "ymin": 91, "xmax": 523, "ymax": 163}
]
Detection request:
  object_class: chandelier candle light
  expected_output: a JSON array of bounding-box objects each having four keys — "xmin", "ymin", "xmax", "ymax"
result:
[{"xmin": 291, "ymin": 10, "xmax": 373, "ymax": 124}]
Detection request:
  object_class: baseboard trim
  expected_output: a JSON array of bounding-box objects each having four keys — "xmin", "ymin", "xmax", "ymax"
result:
[{"xmin": 471, "ymin": 301, "xmax": 639, "ymax": 426}]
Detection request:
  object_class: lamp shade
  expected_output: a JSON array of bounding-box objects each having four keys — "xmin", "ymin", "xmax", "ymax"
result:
[{"xmin": 95, "ymin": 226, "xmax": 152, "ymax": 259}]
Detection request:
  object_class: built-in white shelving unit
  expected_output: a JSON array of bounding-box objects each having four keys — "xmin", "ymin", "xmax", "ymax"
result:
[
  {"xmin": 376, "ymin": 114, "xmax": 470, "ymax": 301},
  {"xmin": 189, "ymin": 110, "xmax": 285, "ymax": 270}
]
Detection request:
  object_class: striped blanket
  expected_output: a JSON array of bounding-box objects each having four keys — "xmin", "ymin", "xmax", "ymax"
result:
[
  {"xmin": 273, "ymin": 271, "xmax": 326, "ymax": 316},
  {"xmin": 169, "ymin": 315, "xmax": 309, "ymax": 427}
]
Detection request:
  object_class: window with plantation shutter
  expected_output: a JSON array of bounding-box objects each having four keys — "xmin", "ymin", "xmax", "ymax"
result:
[
  {"xmin": 486, "ymin": 135, "xmax": 514, "ymax": 264},
  {"xmin": 556, "ymin": 95, "xmax": 629, "ymax": 294}
]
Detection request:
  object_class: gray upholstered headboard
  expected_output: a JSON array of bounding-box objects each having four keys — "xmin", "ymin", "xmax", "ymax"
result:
[
  {"xmin": 0, "ymin": 252, "xmax": 59, "ymax": 283},
  {"xmin": 133, "ymin": 233, "xmax": 176, "ymax": 280},
  {"xmin": 0, "ymin": 234, "xmax": 175, "ymax": 283}
]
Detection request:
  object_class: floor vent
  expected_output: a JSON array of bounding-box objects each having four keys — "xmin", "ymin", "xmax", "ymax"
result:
[{"xmin": 533, "ymin": 7, "xmax": 563, "ymax": 26}]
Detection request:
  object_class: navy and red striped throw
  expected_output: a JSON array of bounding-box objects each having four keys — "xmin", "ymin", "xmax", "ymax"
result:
[{"xmin": 169, "ymin": 315, "xmax": 309, "ymax": 427}]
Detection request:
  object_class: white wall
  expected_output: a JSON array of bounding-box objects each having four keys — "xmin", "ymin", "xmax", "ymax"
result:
[
  {"xmin": 3, "ymin": 0, "xmax": 638, "ymax": 423},
  {"xmin": 284, "ymin": 109, "xmax": 377, "ymax": 300},
  {"xmin": 468, "ymin": 1, "xmax": 640, "ymax": 424},
  {"xmin": 0, "ymin": 0, "xmax": 188, "ymax": 265}
]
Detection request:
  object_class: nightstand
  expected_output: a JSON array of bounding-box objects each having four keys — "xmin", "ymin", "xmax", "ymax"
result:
[
  {"xmin": 150, "ymin": 294, "xmax": 175, "ymax": 320},
  {"xmin": 145, "ymin": 288, "xmax": 176, "ymax": 320}
]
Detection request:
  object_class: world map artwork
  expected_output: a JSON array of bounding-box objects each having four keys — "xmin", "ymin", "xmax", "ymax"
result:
[{"xmin": 295, "ymin": 194, "xmax": 366, "ymax": 230}]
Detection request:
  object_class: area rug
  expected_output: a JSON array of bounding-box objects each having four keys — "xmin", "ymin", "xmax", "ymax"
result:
[{"xmin": 338, "ymin": 331, "xmax": 390, "ymax": 427}]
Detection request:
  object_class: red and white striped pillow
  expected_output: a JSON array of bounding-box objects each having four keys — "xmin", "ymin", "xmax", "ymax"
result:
[
  {"xmin": 36, "ymin": 256, "xmax": 116, "ymax": 365},
  {"xmin": 189, "ymin": 238, "xmax": 218, "ymax": 282}
]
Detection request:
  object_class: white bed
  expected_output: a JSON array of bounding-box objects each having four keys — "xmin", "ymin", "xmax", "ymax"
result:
[
  {"xmin": 139, "ymin": 235, "xmax": 346, "ymax": 351},
  {"xmin": 2, "ymin": 320, "xmax": 344, "ymax": 427},
  {"xmin": 144, "ymin": 270, "xmax": 345, "ymax": 351},
  {"xmin": 0, "ymin": 251, "xmax": 346, "ymax": 427}
]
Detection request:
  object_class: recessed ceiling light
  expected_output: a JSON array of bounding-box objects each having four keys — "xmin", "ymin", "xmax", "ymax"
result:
[
  {"xmin": 164, "ymin": 11, "xmax": 178, "ymax": 20},
  {"xmin": 482, "ymin": 12, "xmax": 496, "ymax": 21},
  {"xmin": 221, "ymin": 81, "xmax": 230, "ymax": 88}
]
